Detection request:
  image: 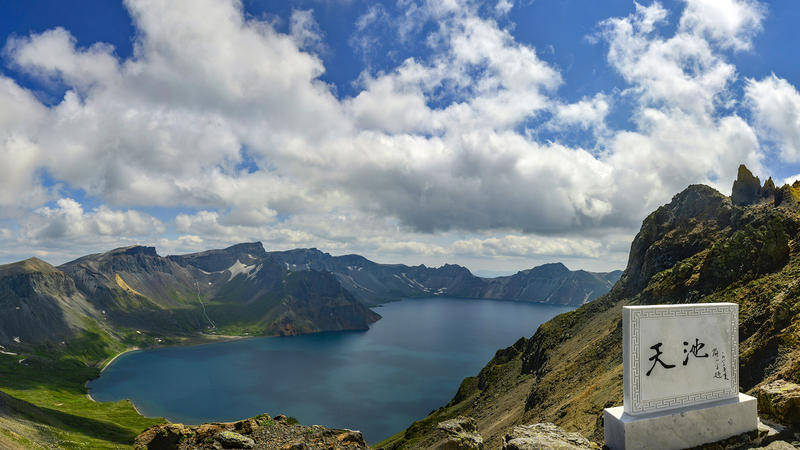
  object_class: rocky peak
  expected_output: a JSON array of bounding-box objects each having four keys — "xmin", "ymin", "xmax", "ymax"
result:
[
  {"xmin": 762, "ymin": 177, "xmax": 777, "ymax": 199},
  {"xmin": 108, "ymin": 246, "xmax": 158, "ymax": 257},
  {"xmin": 618, "ymin": 183, "xmax": 731, "ymax": 295},
  {"xmin": 732, "ymin": 164, "xmax": 763, "ymax": 206},
  {"xmin": 527, "ymin": 262, "xmax": 570, "ymax": 277},
  {"xmin": 223, "ymin": 242, "xmax": 266, "ymax": 257},
  {"xmin": 0, "ymin": 257, "xmax": 59, "ymax": 277}
]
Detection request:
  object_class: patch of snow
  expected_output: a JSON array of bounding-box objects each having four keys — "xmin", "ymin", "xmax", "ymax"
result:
[
  {"xmin": 400, "ymin": 273, "xmax": 425, "ymax": 289},
  {"xmin": 136, "ymin": 330, "xmax": 142, "ymax": 334},
  {"xmin": 341, "ymin": 275, "xmax": 376, "ymax": 293},
  {"xmin": 0, "ymin": 350, "xmax": 18, "ymax": 356},
  {"xmin": 15, "ymin": 306, "xmax": 20, "ymax": 310},
  {"xmin": 227, "ymin": 260, "xmax": 256, "ymax": 281},
  {"xmin": 12, "ymin": 337, "xmax": 20, "ymax": 343},
  {"xmin": 246, "ymin": 264, "xmax": 263, "ymax": 280}
]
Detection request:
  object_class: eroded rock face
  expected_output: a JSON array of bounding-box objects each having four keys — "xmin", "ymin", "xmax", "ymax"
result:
[
  {"xmin": 134, "ymin": 415, "xmax": 369, "ymax": 450},
  {"xmin": 501, "ymin": 423, "xmax": 597, "ymax": 450},
  {"xmin": 756, "ymin": 380, "xmax": 800, "ymax": 428},
  {"xmin": 732, "ymin": 165, "xmax": 762, "ymax": 206}
]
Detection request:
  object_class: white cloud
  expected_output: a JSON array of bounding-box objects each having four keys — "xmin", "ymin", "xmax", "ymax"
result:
[
  {"xmin": 451, "ymin": 235, "xmax": 603, "ymax": 258},
  {"xmin": 495, "ymin": 0, "xmax": 514, "ymax": 17},
  {"xmin": 290, "ymin": 9, "xmax": 326, "ymax": 54},
  {"xmin": 22, "ymin": 198, "xmax": 164, "ymax": 243},
  {"xmin": 549, "ymin": 94, "xmax": 610, "ymax": 131},
  {"xmin": 0, "ymin": 0, "xmax": 794, "ymax": 273},
  {"xmin": 5, "ymin": 27, "xmax": 119, "ymax": 91},
  {"xmin": 745, "ymin": 75, "xmax": 800, "ymax": 162},
  {"xmin": 679, "ymin": 0, "xmax": 765, "ymax": 51}
]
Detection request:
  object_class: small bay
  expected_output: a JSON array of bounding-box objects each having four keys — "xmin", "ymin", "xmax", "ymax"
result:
[{"xmin": 88, "ymin": 297, "xmax": 572, "ymax": 442}]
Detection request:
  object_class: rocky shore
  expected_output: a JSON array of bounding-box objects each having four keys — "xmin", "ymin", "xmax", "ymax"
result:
[{"xmin": 134, "ymin": 414, "xmax": 369, "ymax": 450}]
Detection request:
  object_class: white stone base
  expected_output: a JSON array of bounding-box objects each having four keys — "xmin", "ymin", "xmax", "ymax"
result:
[{"xmin": 604, "ymin": 393, "xmax": 758, "ymax": 450}]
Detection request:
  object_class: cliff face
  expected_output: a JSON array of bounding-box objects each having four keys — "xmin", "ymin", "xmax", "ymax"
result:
[{"xmin": 382, "ymin": 168, "xmax": 800, "ymax": 448}]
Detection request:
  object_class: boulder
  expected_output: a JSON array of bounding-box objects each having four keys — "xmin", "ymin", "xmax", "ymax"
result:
[
  {"xmin": 134, "ymin": 424, "xmax": 193, "ymax": 450},
  {"xmin": 336, "ymin": 430, "xmax": 365, "ymax": 444},
  {"xmin": 215, "ymin": 430, "xmax": 255, "ymax": 449},
  {"xmin": 756, "ymin": 380, "xmax": 800, "ymax": 427},
  {"xmin": 436, "ymin": 416, "xmax": 484, "ymax": 449},
  {"xmin": 502, "ymin": 423, "xmax": 597, "ymax": 450}
]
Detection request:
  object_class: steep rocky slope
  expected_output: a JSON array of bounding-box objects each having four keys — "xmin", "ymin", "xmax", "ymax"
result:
[
  {"xmin": 381, "ymin": 166, "xmax": 800, "ymax": 448},
  {"xmin": 269, "ymin": 248, "xmax": 620, "ymax": 306},
  {"xmin": 0, "ymin": 258, "xmax": 102, "ymax": 346}
]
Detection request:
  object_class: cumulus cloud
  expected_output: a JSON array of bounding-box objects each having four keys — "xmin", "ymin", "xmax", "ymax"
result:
[
  {"xmin": 679, "ymin": 0, "xmax": 765, "ymax": 51},
  {"xmin": 22, "ymin": 198, "xmax": 164, "ymax": 242},
  {"xmin": 549, "ymin": 94, "xmax": 610, "ymax": 131},
  {"xmin": 745, "ymin": 75, "xmax": 800, "ymax": 162},
  {"xmin": 451, "ymin": 235, "xmax": 603, "ymax": 258},
  {"xmin": 0, "ymin": 0, "xmax": 795, "ymax": 271}
]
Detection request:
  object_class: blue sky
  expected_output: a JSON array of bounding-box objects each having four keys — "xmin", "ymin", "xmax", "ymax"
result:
[{"xmin": 0, "ymin": 0, "xmax": 799, "ymax": 275}]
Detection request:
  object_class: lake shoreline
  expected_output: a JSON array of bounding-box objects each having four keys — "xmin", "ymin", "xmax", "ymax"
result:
[
  {"xmin": 84, "ymin": 333, "xmax": 255, "ymax": 412},
  {"xmin": 86, "ymin": 298, "xmax": 574, "ymax": 441}
]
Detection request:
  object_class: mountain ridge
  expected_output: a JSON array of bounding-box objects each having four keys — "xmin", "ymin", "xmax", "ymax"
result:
[{"xmin": 266, "ymin": 247, "xmax": 621, "ymax": 306}]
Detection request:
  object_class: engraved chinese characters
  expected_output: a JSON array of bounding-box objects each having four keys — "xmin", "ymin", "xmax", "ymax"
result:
[{"xmin": 623, "ymin": 303, "xmax": 738, "ymax": 415}]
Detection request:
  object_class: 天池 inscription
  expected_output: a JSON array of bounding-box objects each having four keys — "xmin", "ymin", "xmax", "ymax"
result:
[{"xmin": 623, "ymin": 303, "xmax": 738, "ymax": 415}]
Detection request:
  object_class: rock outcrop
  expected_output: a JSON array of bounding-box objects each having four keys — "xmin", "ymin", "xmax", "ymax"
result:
[
  {"xmin": 756, "ymin": 380, "xmax": 800, "ymax": 428},
  {"xmin": 502, "ymin": 423, "xmax": 597, "ymax": 449},
  {"xmin": 435, "ymin": 417, "xmax": 483, "ymax": 449},
  {"xmin": 732, "ymin": 164, "xmax": 762, "ymax": 206},
  {"xmin": 134, "ymin": 415, "xmax": 369, "ymax": 449}
]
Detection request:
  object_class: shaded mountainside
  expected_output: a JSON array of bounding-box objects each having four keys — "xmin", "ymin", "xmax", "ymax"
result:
[
  {"xmin": 380, "ymin": 167, "xmax": 800, "ymax": 448},
  {"xmin": 269, "ymin": 249, "xmax": 621, "ymax": 306},
  {"xmin": 0, "ymin": 258, "xmax": 102, "ymax": 346}
]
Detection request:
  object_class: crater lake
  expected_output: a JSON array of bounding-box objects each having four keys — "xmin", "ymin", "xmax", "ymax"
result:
[{"xmin": 88, "ymin": 297, "xmax": 573, "ymax": 442}]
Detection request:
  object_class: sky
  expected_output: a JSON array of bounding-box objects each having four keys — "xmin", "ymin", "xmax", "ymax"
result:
[{"xmin": 1, "ymin": 0, "xmax": 799, "ymax": 276}]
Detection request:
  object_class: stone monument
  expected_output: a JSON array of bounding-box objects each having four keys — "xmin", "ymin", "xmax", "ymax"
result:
[{"xmin": 604, "ymin": 303, "xmax": 758, "ymax": 449}]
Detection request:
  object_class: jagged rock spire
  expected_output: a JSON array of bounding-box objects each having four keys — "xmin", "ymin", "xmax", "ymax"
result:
[{"xmin": 731, "ymin": 164, "xmax": 762, "ymax": 206}]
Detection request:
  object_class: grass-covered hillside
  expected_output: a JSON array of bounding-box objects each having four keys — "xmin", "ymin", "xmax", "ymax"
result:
[{"xmin": 380, "ymin": 166, "xmax": 800, "ymax": 448}]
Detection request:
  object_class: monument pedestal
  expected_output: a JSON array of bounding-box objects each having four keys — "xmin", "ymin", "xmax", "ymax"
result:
[{"xmin": 604, "ymin": 393, "xmax": 758, "ymax": 450}]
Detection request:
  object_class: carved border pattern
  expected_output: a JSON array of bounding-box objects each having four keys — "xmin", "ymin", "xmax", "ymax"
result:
[{"xmin": 629, "ymin": 304, "xmax": 738, "ymax": 414}]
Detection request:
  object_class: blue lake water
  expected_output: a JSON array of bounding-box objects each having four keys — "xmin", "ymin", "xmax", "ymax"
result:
[{"xmin": 88, "ymin": 297, "xmax": 572, "ymax": 443}]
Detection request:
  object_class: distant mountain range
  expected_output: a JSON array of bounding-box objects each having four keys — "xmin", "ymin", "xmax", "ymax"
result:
[
  {"xmin": 0, "ymin": 242, "xmax": 619, "ymax": 348},
  {"xmin": 267, "ymin": 247, "xmax": 621, "ymax": 306}
]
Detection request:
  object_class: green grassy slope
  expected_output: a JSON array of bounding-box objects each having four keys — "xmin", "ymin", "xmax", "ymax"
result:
[{"xmin": 0, "ymin": 327, "xmax": 165, "ymax": 449}]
